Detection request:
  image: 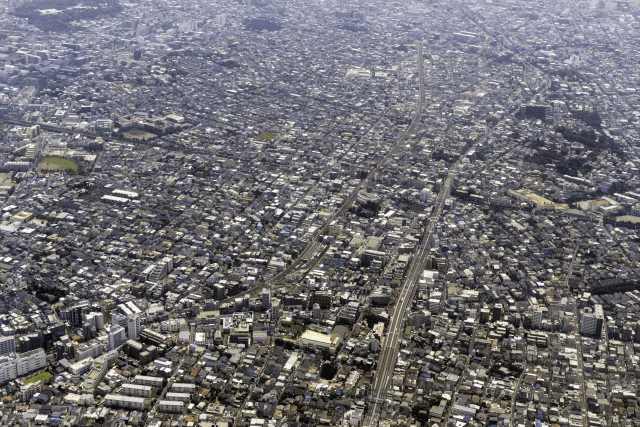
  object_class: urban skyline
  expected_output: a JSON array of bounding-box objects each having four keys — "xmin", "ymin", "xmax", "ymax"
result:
[{"xmin": 0, "ymin": 0, "xmax": 640, "ymax": 426}]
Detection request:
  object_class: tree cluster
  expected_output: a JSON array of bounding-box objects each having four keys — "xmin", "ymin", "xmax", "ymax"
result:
[
  {"xmin": 27, "ymin": 282, "xmax": 67, "ymax": 304},
  {"xmin": 571, "ymin": 109, "xmax": 602, "ymax": 128},
  {"xmin": 349, "ymin": 200, "xmax": 381, "ymax": 219},
  {"xmin": 554, "ymin": 69, "xmax": 585, "ymax": 82},
  {"xmin": 12, "ymin": 0, "xmax": 123, "ymax": 32},
  {"xmin": 320, "ymin": 362, "xmax": 338, "ymax": 380}
]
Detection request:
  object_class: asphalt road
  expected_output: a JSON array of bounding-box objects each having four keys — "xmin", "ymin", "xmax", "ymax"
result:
[{"xmin": 229, "ymin": 42, "xmax": 428, "ymax": 302}]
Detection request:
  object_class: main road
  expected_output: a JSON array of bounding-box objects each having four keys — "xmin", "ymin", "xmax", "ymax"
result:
[
  {"xmin": 229, "ymin": 41, "xmax": 429, "ymax": 302},
  {"xmin": 364, "ymin": 161, "xmax": 458, "ymax": 427},
  {"xmin": 363, "ymin": 40, "xmax": 427, "ymax": 427}
]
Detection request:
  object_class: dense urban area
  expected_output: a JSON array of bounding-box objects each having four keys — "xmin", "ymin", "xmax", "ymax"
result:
[{"xmin": 1, "ymin": 0, "xmax": 640, "ymax": 426}]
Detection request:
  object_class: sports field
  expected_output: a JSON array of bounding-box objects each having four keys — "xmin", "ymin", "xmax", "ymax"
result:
[
  {"xmin": 257, "ymin": 132, "xmax": 277, "ymax": 140},
  {"xmin": 42, "ymin": 157, "xmax": 78, "ymax": 171}
]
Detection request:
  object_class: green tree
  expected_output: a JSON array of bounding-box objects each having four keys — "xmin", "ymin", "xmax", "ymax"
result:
[{"xmin": 320, "ymin": 362, "xmax": 338, "ymax": 380}]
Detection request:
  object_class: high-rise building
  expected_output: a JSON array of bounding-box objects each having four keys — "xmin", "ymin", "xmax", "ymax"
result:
[
  {"xmin": 531, "ymin": 307, "xmax": 543, "ymax": 329},
  {"xmin": 521, "ymin": 104, "xmax": 551, "ymax": 122},
  {"xmin": 17, "ymin": 333, "xmax": 43, "ymax": 353},
  {"xmin": 492, "ymin": 304, "xmax": 503, "ymax": 322},
  {"xmin": 86, "ymin": 312, "xmax": 104, "ymax": 330},
  {"xmin": 338, "ymin": 301, "xmax": 360, "ymax": 325},
  {"xmin": 109, "ymin": 325, "xmax": 127, "ymax": 350},
  {"xmin": 112, "ymin": 313, "xmax": 127, "ymax": 329},
  {"xmin": 634, "ymin": 322, "xmax": 640, "ymax": 344},
  {"xmin": 309, "ymin": 291, "xmax": 332, "ymax": 309},
  {"xmin": 243, "ymin": 293, "xmax": 250, "ymax": 309},
  {"xmin": 76, "ymin": 342, "xmax": 103, "ymax": 361},
  {"xmin": 312, "ymin": 303, "xmax": 322, "ymax": 321},
  {"xmin": 261, "ymin": 287, "xmax": 271, "ymax": 309},
  {"xmin": 82, "ymin": 324, "xmax": 96, "ymax": 341},
  {"xmin": 270, "ymin": 301, "xmax": 280, "ymax": 321},
  {"xmin": 0, "ymin": 349, "xmax": 46, "ymax": 383},
  {"xmin": 214, "ymin": 14, "xmax": 227, "ymax": 26},
  {"xmin": 213, "ymin": 283, "xmax": 226, "ymax": 300},
  {"xmin": 428, "ymin": 298, "xmax": 441, "ymax": 314},
  {"xmin": 0, "ymin": 336, "xmax": 15, "ymax": 356},
  {"xmin": 127, "ymin": 315, "xmax": 142, "ymax": 340},
  {"xmin": 60, "ymin": 301, "xmax": 91, "ymax": 327},
  {"xmin": 581, "ymin": 305, "xmax": 604, "ymax": 337}
]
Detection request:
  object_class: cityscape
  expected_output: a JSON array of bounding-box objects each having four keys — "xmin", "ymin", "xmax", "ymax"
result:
[{"xmin": 1, "ymin": 0, "xmax": 640, "ymax": 426}]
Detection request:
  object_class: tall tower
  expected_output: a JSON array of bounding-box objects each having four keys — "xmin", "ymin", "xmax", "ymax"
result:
[
  {"xmin": 312, "ymin": 303, "xmax": 322, "ymax": 321},
  {"xmin": 109, "ymin": 325, "xmax": 127, "ymax": 350},
  {"xmin": 0, "ymin": 336, "xmax": 15, "ymax": 356},
  {"xmin": 270, "ymin": 301, "xmax": 280, "ymax": 321},
  {"xmin": 492, "ymin": 303, "xmax": 503, "ymax": 322},
  {"xmin": 127, "ymin": 314, "xmax": 141, "ymax": 340},
  {"xmin": 261, "ymin": 286, "xmax": 271, "ymax": 309}
]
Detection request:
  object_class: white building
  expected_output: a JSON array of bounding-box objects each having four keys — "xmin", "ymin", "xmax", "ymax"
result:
[
  {"xmin": 581, "ymin": 304, "xmax": 604, "ymax": 337},
  {"xmin": 158, "ymin": 400, "xmax": 184, "ymax": 413},
  {"xmin": 134, "ymin": 375, "xmax": 164, "ymax": 388},
  {"xmin": 109, "ymin": 325, "xmax": 127, "ymax": 350},
  {"xmin": 0, "ymin": 349, "xmax": 46, "ymax": 383},
  {"xmin": 76, "ymin": 342, "xmax": 103, "ymax": 362},
  {"xmin": 122, "ymin": 384, "xmax": 153, "ymax": 398},
  {"xmin": 349, "ymin": 408, "xmax": 364, "ymax": 427},
  {"xmin": 298, "ymin": 330, "xmax": 341, "ymax": 354},
  {"xmin": 105, "ymin": 394, "xmax": 148, "ymax": 410},
  {"xmin": 171, "ymin": 383, "xmax": 196, "ymax": 394},
  {"xmin": 165, "ymin": 392, "xmax": 191, "ymax": 402},
  {"xmin": 338, "ymin": 301, "xmax": 360, "ymax": 324},
  {"xmin": 127, "ymin": 315, "xmax": 141, "ymax": 340},
  {"xmin": 68, "ymin": 358, "xmax": 93, "ymax": 376},
  {"xmin": 86, "ymin": 312, "xmax": 104, "ymax": 330},
  {"xmin": 112, "ymin": 313, "xmax": 127, "ymax": 329}
]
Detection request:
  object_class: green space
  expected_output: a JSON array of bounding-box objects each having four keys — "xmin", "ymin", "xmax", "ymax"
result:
[
  {"xmin": 405, "ymin": 326, "xmax": 412, "ymax": 336},
  {"xmin": 257, "ymin": 132, "xmax": 277, "ymax": 141},
  {"xmin": 11, "ymin": 0, "xmax": 123, "ymax": 32},
  {"xmin": 23, "ymin": 372, "xmax": 52, "ymax": 384},
  {"xmin": 42, "ymin": 157, "xmax": 78, "ymax": 171}
]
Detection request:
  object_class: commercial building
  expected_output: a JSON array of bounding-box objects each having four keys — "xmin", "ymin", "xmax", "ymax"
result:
[
  {"xmin": 581, "ymin": 305, "xmax": 604, "ymax": 337},
  {"xmin": 297, "ymin": 330, "xmax": 342, "ymax": 355}
]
